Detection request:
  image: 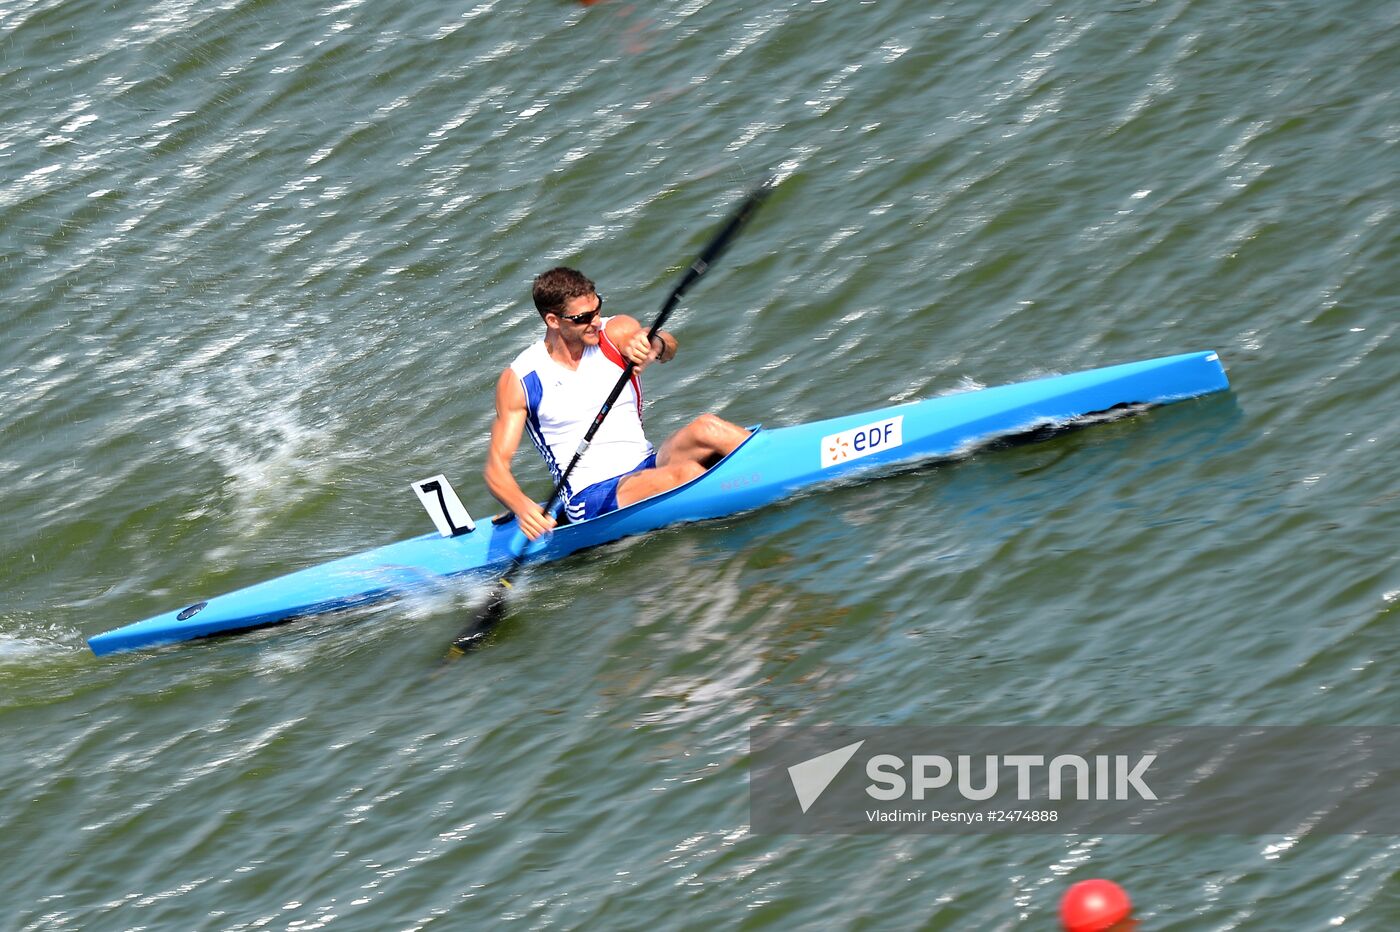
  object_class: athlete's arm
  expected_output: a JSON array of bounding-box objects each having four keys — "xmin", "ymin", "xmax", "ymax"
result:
[
  {"xmin": 605, "ymin": 314, "xmax": 675, "ymax": 368},
  {"xmin": 484, "ymin": 368, "xmax": 557, "ymax": 541}
]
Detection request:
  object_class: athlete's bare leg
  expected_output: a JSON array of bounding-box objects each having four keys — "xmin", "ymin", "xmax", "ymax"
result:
[{"xmin": 615, "ymin": 414, "xmax": 750, "ymax": 507}]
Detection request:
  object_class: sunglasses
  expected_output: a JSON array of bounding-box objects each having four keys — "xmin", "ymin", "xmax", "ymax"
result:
[{"xmin": 557, "ymin": 295, "xmax": 603, "ymax": 325}]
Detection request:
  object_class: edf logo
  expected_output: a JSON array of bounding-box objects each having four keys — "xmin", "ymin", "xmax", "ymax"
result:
[{"xmin": 821, "ymin": 416, "xmax": 905, "ymax": 468}]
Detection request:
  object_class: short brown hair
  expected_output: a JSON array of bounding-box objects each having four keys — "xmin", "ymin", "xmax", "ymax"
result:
[{"xmin": 532, "ymin": 267, "xmax": 596, "ymax": 318}]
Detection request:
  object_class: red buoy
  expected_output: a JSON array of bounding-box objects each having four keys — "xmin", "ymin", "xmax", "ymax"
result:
[{"xmin": 1060, "ymin": 879, "xmax": 1132, "ymax": 931}]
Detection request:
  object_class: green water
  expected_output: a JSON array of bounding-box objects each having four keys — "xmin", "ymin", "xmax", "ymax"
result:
[{"xmin": 3, "ymin": 0, "xmax": 1397, "ymax": 928}]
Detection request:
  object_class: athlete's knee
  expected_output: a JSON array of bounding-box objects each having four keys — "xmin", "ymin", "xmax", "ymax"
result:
[
  {"xmin": 688, "ymin": 412, "xmax": 722, "ymax": 434},
  {"xmin": 689, "ymin": 413, "xmax": 742, "ymax": 447}
]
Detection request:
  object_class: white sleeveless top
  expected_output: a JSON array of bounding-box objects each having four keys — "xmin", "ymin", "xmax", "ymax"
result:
[{"xmin": 509, "ymin": 317, "xmax": 654, "ymax": 504}]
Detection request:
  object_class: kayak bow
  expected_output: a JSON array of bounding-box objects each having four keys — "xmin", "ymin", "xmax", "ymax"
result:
[{"xmin": 88, "ymin": 350, "xmax": 1229, "ymax": 655}]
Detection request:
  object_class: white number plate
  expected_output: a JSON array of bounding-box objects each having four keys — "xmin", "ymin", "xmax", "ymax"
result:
[{"xmin": 412, "ymin": 474, "xmax": 475, "ymax": 537}]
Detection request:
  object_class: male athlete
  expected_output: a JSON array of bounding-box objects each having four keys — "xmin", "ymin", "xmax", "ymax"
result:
[{"xmin": 485, "ymin": 267, "xmax": 750, "ymax": 540}]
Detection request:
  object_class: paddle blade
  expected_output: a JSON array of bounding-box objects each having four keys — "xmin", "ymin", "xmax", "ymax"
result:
[
  {"xmin": 696, "ymin": 174, "xmax": 777, "ymax": 268},
  {"xmin": 446, "ymin": 582, "xmax": 512, "ymax": 659},
  {"xmin": 666, "ymin": 175, "xmax": 778, "ymax": 304}
]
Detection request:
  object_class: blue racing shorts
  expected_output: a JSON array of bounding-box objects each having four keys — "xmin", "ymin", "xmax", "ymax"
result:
[{"xmin": 565, "ymin": 453, "xmax": 657, "ymax": 523}]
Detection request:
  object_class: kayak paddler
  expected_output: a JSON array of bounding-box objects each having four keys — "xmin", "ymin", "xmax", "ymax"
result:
[{"xmin": 485, "ymin": 267, "xmax": 750, "ymax": 540}]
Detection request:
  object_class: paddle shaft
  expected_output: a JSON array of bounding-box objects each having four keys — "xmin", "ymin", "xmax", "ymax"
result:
[{"xmin": 448, "ymin": 177, "xmax": 775, "ymax": 655}]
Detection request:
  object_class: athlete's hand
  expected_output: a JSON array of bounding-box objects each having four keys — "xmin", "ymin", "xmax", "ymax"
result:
[
  {"xmin": 515, "ymin": 504, "xmax": 557, "ymax": 541},
  {"xmin": 622, "ymin": 329, "xmax": 662, "ymax": 368}
]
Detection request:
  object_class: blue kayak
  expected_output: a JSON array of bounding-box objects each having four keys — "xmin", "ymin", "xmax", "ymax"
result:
[{"xmin": 88, "ymin": 350, "xmax": 1229, "ymax": 655}]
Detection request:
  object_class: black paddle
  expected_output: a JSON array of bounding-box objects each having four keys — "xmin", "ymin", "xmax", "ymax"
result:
[{"xmin": 446, "ymin": 176, "xmax": 777, "ymax": 658}]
